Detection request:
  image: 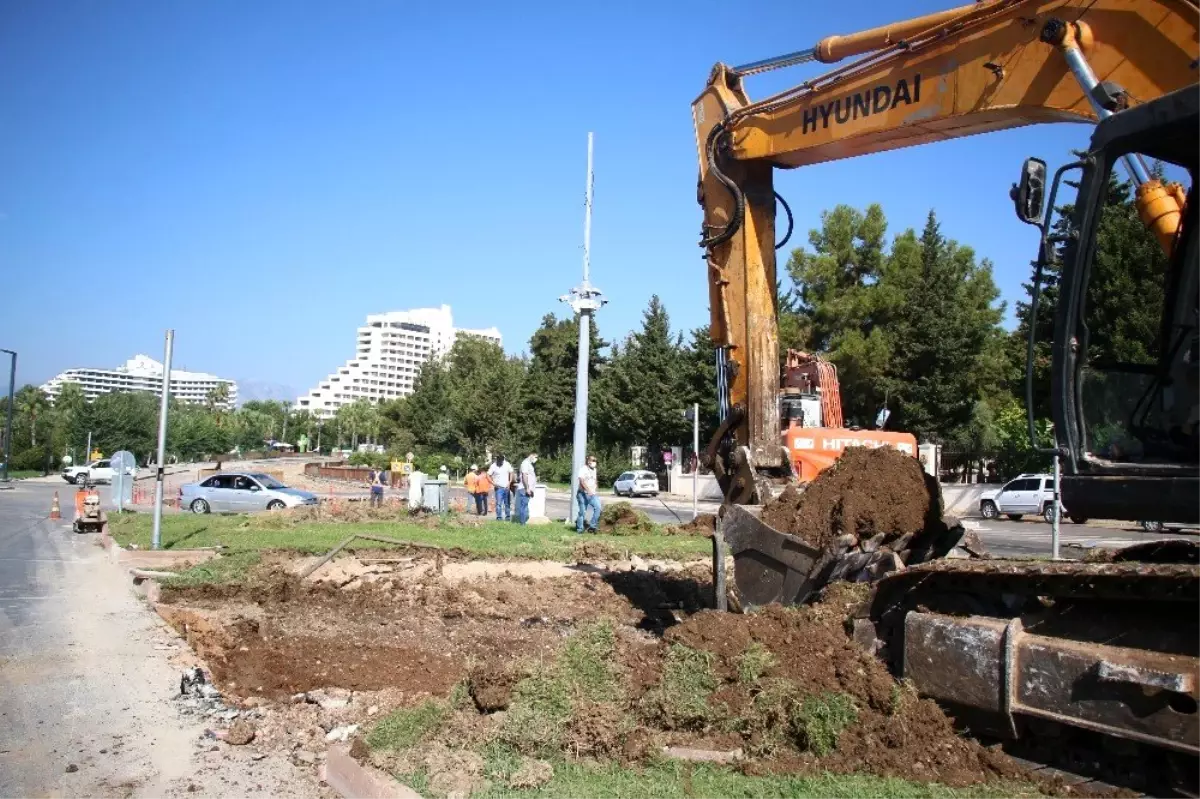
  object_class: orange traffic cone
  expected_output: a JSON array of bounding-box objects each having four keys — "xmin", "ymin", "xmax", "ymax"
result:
[{"xmin": 50, "ymin": 491, "xmax": 62, "ymax": 520}]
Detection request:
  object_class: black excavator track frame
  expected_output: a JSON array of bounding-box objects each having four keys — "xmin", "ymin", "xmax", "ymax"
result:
[{"xmin": 851, "ymin": 554, "xmax": 1200, "ymax": 797}]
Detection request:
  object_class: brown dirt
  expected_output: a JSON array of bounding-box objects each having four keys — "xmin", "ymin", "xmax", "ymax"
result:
[
  {"xmin": 468, "ymin": 662, "xmax": 519, "ymax": 712},
  {"xmin": 760, "ymin": 446, "xmax": 942, "ymax": 550},
  {"xmin": 156, "ymin": 552, "xmax": 1085, "ymax": 793},
  {"xmin": 664, "ymin": 513, "xmax": 717, "ymax": 536},
  {"xmin": 158, "ymin": 562, "xmax": 701, "ymax": 702}
]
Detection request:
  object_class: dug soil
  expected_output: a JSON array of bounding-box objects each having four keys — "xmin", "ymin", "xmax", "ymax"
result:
[
  {"xmin": 760, "ymin": 446, "xmax": 943, "ymax": 550},
  {"xmin": 157, "ymin": 557, "xmax": 715, "ymax": 701},
  {"xmin": 158, "ymin": 553, "xmax": 1089, "ymax": 795}
]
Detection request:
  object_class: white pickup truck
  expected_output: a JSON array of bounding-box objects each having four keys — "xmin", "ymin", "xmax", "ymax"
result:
[{"xmin": 62, "ymin": 458, "xmax": 133, "ymax": 485}]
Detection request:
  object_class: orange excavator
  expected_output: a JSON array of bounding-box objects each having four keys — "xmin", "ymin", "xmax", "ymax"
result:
[
  {"xmin": 695, "ymin": 0, "xmax": 1198, "ymax": 781},
  {"xmin": 781, "ymin": 350, "xmax": 917, "ymax": 482}
]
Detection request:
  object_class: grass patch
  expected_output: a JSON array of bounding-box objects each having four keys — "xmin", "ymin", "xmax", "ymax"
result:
[
  {"xmin": 160, "ymin": 551, "xmax": 262, "ymax": 587},
  {"xmin": 500, "ymin": 669, "xmax": 573, "ymax": 757},
  {"xmin": 559, "ymin": 621, "xmax": 617, "ymax": 700},
  {"xmin": 790, "ymin": 692, "xmax": 858, "ymax": 756},
  {"xmin": 105, "ymin": 512, "xmax": 708, "ymax": 564},
  {"xmin": 366, "ymin": 700, "xmax": 448, "ymax": 751},
  {"xmin": 736, "ymin": 642, "xmax": 775, "ymax": 684},
  {"xmin": 5, "ymin": 470, "xmax": 41, "ymax": 480},
  {"xmin": 472, "ymin": 756, "xmax": 1045, "ymax": 798},
  {"xmin": 642, "ymin": 644, "xmax": 721, "ymax": 730}
]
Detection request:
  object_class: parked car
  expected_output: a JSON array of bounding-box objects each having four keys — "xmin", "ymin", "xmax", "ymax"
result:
[
  {"xmin": 62, "ymin": 458, "xmax": 131, "ymax": 485},
  {"xmin": 1139, "ymin": 520, "xmax": 1199, "ymax": 533},
  {"xmin": 978, "ymin": 473, "xmax": 1088, "ymax": 523},
  {"xmin": 613, "ymin": 470, "xmax": 660, "ymax": 498},
  {"xmin": 180, "ymin": 472, "xmax": 319, "ymax": 514}
]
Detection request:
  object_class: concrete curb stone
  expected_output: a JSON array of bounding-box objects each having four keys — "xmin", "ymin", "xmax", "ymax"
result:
[{"xmin": 320, "ymin": 743, "xmax": 422, "ymax": 799}]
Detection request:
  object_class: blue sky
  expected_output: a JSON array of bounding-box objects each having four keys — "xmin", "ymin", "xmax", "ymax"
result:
[{"xmin": 1, "ymin": 0, "xmax": 1098, "ymax": 395}]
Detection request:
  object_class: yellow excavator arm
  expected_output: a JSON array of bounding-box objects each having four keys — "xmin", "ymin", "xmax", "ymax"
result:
[{"xmin": 695, "ymin": 0, "xmax": 1199, "ymax": 501}]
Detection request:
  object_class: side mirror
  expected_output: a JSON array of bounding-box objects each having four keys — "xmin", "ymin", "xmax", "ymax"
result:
[{"xmin": 1011, "ymin": 157, "xmax": 1047, "ymax": 226}]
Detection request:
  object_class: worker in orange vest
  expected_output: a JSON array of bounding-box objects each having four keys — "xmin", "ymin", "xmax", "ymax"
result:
[
  {"xmin": 472, "ymin": 464, "xmax": 492, "ymax": 516},
  {"xmin": 464, "ymin": 467, "xmax": 479, "ymax": 514}
]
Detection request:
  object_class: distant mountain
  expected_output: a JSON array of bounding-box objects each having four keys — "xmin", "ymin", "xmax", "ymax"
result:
[{"xmin": 236, "ymin": 380, "xmax": 297, "ymax": 406}]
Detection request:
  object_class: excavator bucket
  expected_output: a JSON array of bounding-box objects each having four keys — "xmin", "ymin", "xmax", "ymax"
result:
[
  {"xmin": 717, "ymin": 503, "xmax": 833, "ymax": 608},
  {"xmin": 716, "ymin": 498, "xmax": 974, "ymax": 611}
]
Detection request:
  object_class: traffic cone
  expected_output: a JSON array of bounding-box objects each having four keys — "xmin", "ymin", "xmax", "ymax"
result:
[{"xmin": 50, "ymin": 491, "xmax": 62, "ymax": 520}]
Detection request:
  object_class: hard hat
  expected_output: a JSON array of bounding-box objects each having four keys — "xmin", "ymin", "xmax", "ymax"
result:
[{"xmin": 470, "ymin": 464, "xmax": 478, "ymax": 470}]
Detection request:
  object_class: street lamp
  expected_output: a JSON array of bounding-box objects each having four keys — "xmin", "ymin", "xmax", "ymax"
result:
[{"xmin": 1, "ymin": 349, "xmax": 15, "ymax": 483}]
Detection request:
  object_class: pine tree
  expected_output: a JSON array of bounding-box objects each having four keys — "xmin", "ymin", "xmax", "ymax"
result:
[
  {"xmin": 520, "ymin": 313, "xmax": 607, "ymax": 453},
  {"xmin": 883, "ymin": 211, "xmax": 1006, "ymax": 442},
  {"xmin": 593, "ymin": 296, "xmax": 690, "ymax": 456}
]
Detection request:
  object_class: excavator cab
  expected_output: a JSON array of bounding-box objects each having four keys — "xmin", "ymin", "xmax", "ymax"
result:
[{"xmin": 1015, "ymin": 86, "xmax": 1198, "ymax": 525}]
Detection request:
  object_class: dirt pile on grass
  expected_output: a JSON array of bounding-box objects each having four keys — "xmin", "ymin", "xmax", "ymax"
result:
[
  {"xmin": 664, "ymin": 513, "xmax": 717, "ymax": 536},
  {"xmin": 760, "ymin": 446, "xmax": 943, "ymax": 550},
  {"xmin": 597, "ymin": 502, "xmax": 656, "ymax": 534},
  {"xmin": 353, "ymin": 578, "xmax": 1038, "ymax": 793}
]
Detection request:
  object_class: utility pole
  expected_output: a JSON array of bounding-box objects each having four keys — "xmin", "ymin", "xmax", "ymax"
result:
[
  {"xmin": 85, "ymin": 431, "xmax": 92, "ymax": 464},
  {"xmin": 151, "ymin": 330, "xmax": 174, "ymax": 551},
  {"xmin": 692, "ymin": 403, "xmax": 699, "ymax": 521},
  {"xmin": 1, "ymin": 349, "xmax": 14, "ymax": 482},
  {"xmin": 561, "ymin": 132, "xmax": 606, "ymax": 526}
]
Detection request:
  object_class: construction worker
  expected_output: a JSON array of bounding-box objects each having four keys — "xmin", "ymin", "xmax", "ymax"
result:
[
  {"xmin": 516, "ymin": 452, "xmax": 538, "ymax": 525},
  {"xmin": 368, "ymin": 468, "xmax": 385, "ymax": 508},
  {"xmin": 576, "ymin": 453, "xmax": 601, "ymax": 534},
  {"xmin": 487, "ymin": 455, "xmax": 513, "ymax": 522},
  {"xmin": 474, "ymin": 464, "xmax": 492, "ymax": 516},
  {"xmin": 464, "ymin": 466, "xmax": 479, "ymax": 514}
]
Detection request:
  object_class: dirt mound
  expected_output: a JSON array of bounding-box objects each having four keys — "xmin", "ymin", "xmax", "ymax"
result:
[
  {"xmin": 760, "ymin": 447, "xmax": 941, "ymax": 550},
  {"xmin": 469, "ymin": 662, "xmax": 519, "ymax": 712},
  {"xmin": 642, "ymin": 601, "xmax": 1027, "ymax": 788},
  {"xmin": 598, "ymin": 502, "xmax": 655, "ymax": 534},
  {"xmin": 664, "ymin": 513, "xmax": 717, "ymax": 536}
]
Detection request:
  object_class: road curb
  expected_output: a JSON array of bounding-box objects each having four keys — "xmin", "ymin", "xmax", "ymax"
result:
[{"xmin": 320, "ymin": 743, "xmax": 422, "ymax": 799}]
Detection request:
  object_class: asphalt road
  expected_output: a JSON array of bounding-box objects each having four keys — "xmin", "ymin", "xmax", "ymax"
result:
[{"xmin": 0, "ymin": 481, "xmax": 320, "ymax": 798}]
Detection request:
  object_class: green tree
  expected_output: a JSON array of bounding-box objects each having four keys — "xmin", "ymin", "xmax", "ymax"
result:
[
  {"xmin": 77, "ymin": 392, "xmax": 160, "ymax": 460},
  {"xmin": 782, "ymin": 203, "xmax": 894, "ymax": 424},
  {"xmin": 50, "ymin": 383, "xmax": 87, "ymax": 458},
  {"xmin": 883, "ymin": 211, "xmax": 1007, "ymax": 442},
  {"xmin": 446, "ymin": 337, "xmax": 525, "ymax": 458},
  {"xmin": 681, "ymin": 326, "xmax": 720, "ymax": 449},
  {"xmin": 406, "ymin": 359, "xmax": 456, "ymax": 451},
  {"xmin": 593, "ymin": 296, "xmax": 690, "ymax": 457},
  {"xmin": 16, "ymin": 386, "xmax": 49, "ymax": 448},
  {"xmin": 205, "ymin": 383, "xmax": 231, "ymax": 410},
  {"xmin": 520, "ymin": 314, "xmax": 607, "ymax": 453}
]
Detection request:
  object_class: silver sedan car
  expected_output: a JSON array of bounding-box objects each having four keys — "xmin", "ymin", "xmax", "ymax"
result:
[{"xmin": 180, "ymin": 472, "xmax": 318, "ymax": 514}]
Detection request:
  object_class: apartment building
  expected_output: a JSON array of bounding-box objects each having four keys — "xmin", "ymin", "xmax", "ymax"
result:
[
  {"xmin": 297, "ymin": 305, "xmax": 502, "ymax": 418},
  {"xmin": 41, "ymin": 355, "xmax": 238, "ymax": 409}
]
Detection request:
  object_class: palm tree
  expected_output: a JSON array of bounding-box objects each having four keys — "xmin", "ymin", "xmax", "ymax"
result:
[
  {"xmin": 206, "ymin": 383, "xmax": 231, "ymax": 411},
  {"xmin": 16, "ymin": 386, "xmax": 50, "ymax": 448}
]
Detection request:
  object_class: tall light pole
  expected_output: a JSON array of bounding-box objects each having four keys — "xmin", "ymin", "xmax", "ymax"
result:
[
  {"xmin": 151, "ymin": 331, "xmax": 174, "ymax": 550},
  {"xmin": 1, "ymin": 349, "xmax": 14, "ymax": 483},
  {"xmin": 561, "ymin": 132, "xmax": 606, "ymax": 527}
]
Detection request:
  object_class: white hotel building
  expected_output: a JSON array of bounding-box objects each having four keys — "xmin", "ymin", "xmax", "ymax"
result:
[
  {"xmin": 41, "ymin": 355, "xmax": 238, "ymax": 409},
  {"xmin": 297, "ymin": 305, "xmax": 501, "ymax": 418}
]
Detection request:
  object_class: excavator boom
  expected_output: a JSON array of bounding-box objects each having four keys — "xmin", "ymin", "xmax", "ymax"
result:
[{"xmin": 695, "ymin": 0, "xmax": 1199, "ymax": 501}]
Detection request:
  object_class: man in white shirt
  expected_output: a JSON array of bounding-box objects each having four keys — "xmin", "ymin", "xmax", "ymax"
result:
[
  {"xmin": 487, "ymin": 455, "xmax": 513, "ymax": 521},
  {"xmin": 516, "ymin": 452, "xmax": 538, "ymax": 525},
  {"xmin": 576, "ymin": 454, "xmax": 601, "ymax": 534}
]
